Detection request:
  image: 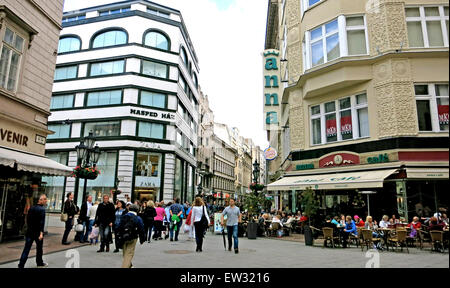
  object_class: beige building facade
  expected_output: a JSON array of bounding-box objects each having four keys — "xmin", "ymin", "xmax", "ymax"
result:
[
  {"xmin": 265, "ymin": 0, "xmax": 449, "ymax": 219},
  {"xmin": 0, "ymin": 0, "xmax": 70, "ymax": 242}
]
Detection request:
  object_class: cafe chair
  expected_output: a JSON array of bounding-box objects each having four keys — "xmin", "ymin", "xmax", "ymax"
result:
[
  {"xmin": 322, "ymin": 227, "xmax": 339, "ymax": 248},
  {"xmin": 388, "ymin": 229, "xmax": 409, "ymax": 253},
  {"xmin": 430, "ymin": 231, "xmax": 445, "ymax": 253},
  {"xmin": 361, "ymin": 229, "xmax": 381, "ymax": 251},
  {"xmin": 348, "ymin": 227, "xmax": 363, "ymax": 248}
]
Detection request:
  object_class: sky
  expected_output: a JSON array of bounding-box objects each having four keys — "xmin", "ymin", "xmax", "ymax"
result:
[{"xmin": 63, "ymin": 0, "xmax": 269, "ymax": 149}]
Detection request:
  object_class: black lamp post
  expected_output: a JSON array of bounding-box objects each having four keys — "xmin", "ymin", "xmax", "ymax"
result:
[
  {"xmin": 75, "ymin": 131, "xmax": 101, "ymax": 203},
  {"xmin": 252, "ymin": 160, "xmax": 260, "ymax": 196}
]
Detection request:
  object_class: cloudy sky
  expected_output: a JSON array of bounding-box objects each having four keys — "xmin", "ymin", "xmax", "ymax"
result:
[{"xmin": 63, "ymin": 0, "xmax": 269, "ymax": 148}]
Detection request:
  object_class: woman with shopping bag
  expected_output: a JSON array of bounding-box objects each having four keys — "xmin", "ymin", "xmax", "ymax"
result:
[{"xmin": 190, "ymin": 197, "xmax": 209, "ymax": 252}]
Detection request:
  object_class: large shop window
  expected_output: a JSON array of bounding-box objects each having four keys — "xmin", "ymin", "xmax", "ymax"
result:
[
  {"xmin": 135, "ymin": 152, "xmax": 162, "ymax": 202},
  {"xmin": 415, "ymin": 83, "xmax": 449, "ymax": 132},
  {"xmin": 406, "ymin": 6, "xmax": 449, "ymax": 48},
  {"xmin": 140, "ymin": 91, "xmax": 166, "ymax": 109},
  {"xmin": 77, "ymin": 151, "xmax": 117, "ymax": 207},
  {"xmin": 138, "ymin": 122, "xmax": 164, "ymax": 139},
  {"xmin": 92, "ymin": 30, "xmax": 127, "ymax": 48},
  {"xmin": 48, "ymin": 124, "xmax": 71, "ymax": 139},
  {"xmin": 84, "ymin": 121, "xmax": 121, "ymax": 137},
  {"xmin": 0, "ymin": 27, "xmax": 24, "ymax": 92},
  {"xmin": 305, "ymin": 16, "xmax": 368, "ymax": 69},
  {"xmin": 50, "ymin": 94, "xmax": 74, "ymax": 110},
  {"xmin": 90, "ymin": 60, "xmax": 124, "ymax": 76},
  {"xmin": 42, "ymin": 152, "xmax": 68, "ymax": 212},
  {"xmin": 144, "ymin": 31, "xmax": 170, "ymax": 51},
  {"xmin": 142, "ymin": 60, "xmax": 168, "ymax": 78},
  {"xmin": 54, "ymin": 66, "xmax": 77, "ymax": 81},
  {"xmin": 174, "ymin": 158, "xmax": 182, "ymax": 201},
  {"xmin": 58, "ymin": 37, "xmax": 81, "ymax": 54},
  {"xmin": 87, "ymin": 90, "xmax": 122, "ymax": 107},
  {"xmin": 310, "ymin": 93, "xmax": 369, "ymax": 145}
]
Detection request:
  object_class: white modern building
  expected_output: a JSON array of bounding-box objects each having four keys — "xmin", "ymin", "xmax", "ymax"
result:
[{"xmin": 45, "ymin": 0, "xmax": 200, "ymax": 208}]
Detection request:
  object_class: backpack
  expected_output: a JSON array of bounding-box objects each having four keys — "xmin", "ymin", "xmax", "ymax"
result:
[{"xmin": 118, "ymin": 214, "xmax": 138, "ymax": 243}]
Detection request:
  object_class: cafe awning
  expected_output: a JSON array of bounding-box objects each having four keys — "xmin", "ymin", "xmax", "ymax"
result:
[
  {"xmin": 267, "ymin": 169, "xmax": 399, "ymax": 191},
  {"xmin": 406, "ymin": 168, "xmax": 449, "ymax": 179},
  {"xmin": 0, "ymin": 147, "xmax": 73, "ymax": 176}
]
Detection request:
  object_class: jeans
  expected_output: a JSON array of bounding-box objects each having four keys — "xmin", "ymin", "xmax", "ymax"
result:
[
  {"xmin": 82, "ymin": 219, "xmax": 92, "ymax": 242},
  {"xmin": 99, "ymin": 224, "xmax": 111, "ymax": 249},
  {"xmin": 62, "ymin": 218, "xmax": 73, "ymax": 243},
  {"xmin": 144, "ymin": 220, "xmax": 154, "ymax": 241},
  {"xmin": 227, "ymin": 225, "xmax": 239, "ymax": 250},
  {"xmin": 18, "ymin": 236, "xmax": 44, "ymax": 268},
  {"xmin": 169, "ymin": 220, "xmax": 182, "ymax": 240},
  {"xmin": 153, "ymin": 221, "xmax": 163, "ymax": 239},
  {"xmin": 194, "ymin": 222, "xmax": 206, "ymax": 250}
]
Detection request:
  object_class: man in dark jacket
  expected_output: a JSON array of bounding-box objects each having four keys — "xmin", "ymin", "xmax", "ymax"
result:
[
  {"xmin": 79, "ymin": 195, "xmax": 93, "ymax": 243},
  {"xmin": 94, "ymin": 194, "xmax": 115, "ymax": 252},
  {"xmin": 18, "ymin": 195, "xmax": 48, "ymax": 268},
  {"xmin": 62, "ymin": 192, "xmax": 79, "ymax": 245},
  {"xmin": 117, "ymin": 204, "xmax": 145, "ymax": 268}
]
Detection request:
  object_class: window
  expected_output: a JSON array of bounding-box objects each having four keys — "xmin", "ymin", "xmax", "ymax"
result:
[
  {"xmin": 48, "ymin": 124, "xmax": 71, "ymax": 139},
  {"xmin": 310, "ymin": 93, "xmax": 369, "ymax": 145},
  {"xmin": 142, "ymin": 60, "xmax": 168, "ymax": 78},
  {"xmin": 301, "ymin": 0, "xmax": 324, "ymax": 11},
  {"xmin": 193, "ymin": 73, "xmax": 198, "ymax": 89},
  {"xmin": 54, "ymin": 66, "xmax": 77, "ymax": 80},
  {"xmin": 90, "ymin": 60, "xmax": 124, "ymax": 76},
  {"xmin": 92, "ymin": 30, "xmax": 127, "ymax": 48},
  {"xmin": 144, "ymin": 31, "xmax": 170, "ymax": 50},
  {"xmin": 305, "ymin": 16, "xmax": 368, "ymax": 69},
  {"xmin": 62, "ymin": 15, "xmax": 86, "ymax": 23},
  {"xmin": 84, "ymin": 121, "xmax": 120, "ymax": 137},
  {"xmin": 50, "ymin": 94, "xmax": 74, "ymax": 110},
  {"xmin": 179, "ymin": 75, "xmax": 187, "ymax": 93},
  {"xmin": 406, "ymin": 6, "xmax": 449, "ymax": 48},
  {"xmin": 180, "ymin": 47, "xmax": 188, "ymax": 68},
  {"xmin": 99, "ymin": 7, "xmax": 130, "ymax": 16},
  {"xmin": 0, "ymin": 27, "xmax": 24, "ymax": 92},
  {"xmin": 147, "ymin": 8, "xmax": 170, "ymax": 18},
  {"xmin": 135, "ymin": 152, "xmax": 162, "ymax": 202},
  {"xmin": 138, "ymin": 122, "xmax": 164, "ymax": 139},
  {"xmin": 176, "ymin": 131, "xmax": 183, "ymax": 146},
  {"xmin": 58, "ymin": 37, "xmax": 81, "ymax": 53},
  {"xmin": 177, "ymin": 103, "xmax": 185, "ymax": 119},
  {"xmin": 87, "ymin": 90, "xmax": 122, "ymax": 106},
  {"xmin": 415, "ymin": 84, "xmax": 449, "ymax": 132},
  {"xmin": 140, "ymin": 91, "xmax": 166, "ymax": 109},
  {"xmin": 42, "ymin": 152, "xmax": 69, "ymax": 212}
]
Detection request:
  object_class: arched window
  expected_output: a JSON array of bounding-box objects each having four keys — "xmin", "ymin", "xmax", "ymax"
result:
[
  {"xmin": 193, "ymin": 73, "xmax": 198, "ymax": 89},
  {"xmin": 144, "ymin": 30, "xmax": 170, "ymax": 50},
  {"xmin": 180, "ymin": 46, "xmax": 188, "ymax": 67},
  {"xmin": 91, "ymin": 29, "xmax": 127, "ymax": 48},
  {"xmin": 58, "ymin": 36, "xmax": 81, "ymax": 53}
]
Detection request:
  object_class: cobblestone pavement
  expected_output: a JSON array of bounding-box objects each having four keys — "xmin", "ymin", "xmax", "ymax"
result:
[{"xmin": 1, "ymin": 230, "xmax": 448, "ymax": 268}]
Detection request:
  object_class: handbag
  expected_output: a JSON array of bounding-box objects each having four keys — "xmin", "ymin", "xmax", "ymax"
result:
[
  {"xmin": 75, "ymin": 223, "xmax": 84, "ymax": 232},
  {"xmin": 60, "ymin": 201, "xmax": 68, "ymax": 222},
  {"xmin": 200, "ymin": 206, "xmax": 209, "ymax": 230}
]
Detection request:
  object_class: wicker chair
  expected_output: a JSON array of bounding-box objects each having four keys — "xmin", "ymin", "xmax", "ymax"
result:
[
  {"xmin": 361, "ymin": 229, "xmax": 381, "ymax": 251},
  {"xmin": 388, "ymin": 229, "xmax": 409, "ymax": 253},
  {"xmin": 322, "ymin": 227, "xmax": 339, "ymax": 248},
  {"xmin": 349, "ymin": 227, "xmax": 363, "ymax": 248},
  {"xmin": 430, "ymin": 231, "xmax": 445, "ymax": 253}
]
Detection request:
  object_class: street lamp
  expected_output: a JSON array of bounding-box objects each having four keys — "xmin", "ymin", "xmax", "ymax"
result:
[
  {"xmin": 252, "ymin": 161, "xmax": 260, "ymax": 184},
  {"xmin": 359, "ymin": 191, "xmax": 377, "ymax": 217},
  {"xmin": 75, "ymin": 131, "xmax": 101, "ymax": 203}
]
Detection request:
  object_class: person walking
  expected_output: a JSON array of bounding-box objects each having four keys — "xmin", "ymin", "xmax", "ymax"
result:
[
  {"xmin": 94, "ymin": 194, "xmax": 115, "ymax": 253},
  {"xmin": 221, "ymin": 198, "xmax": 242, "ymax": 254},
  {"xmin": 116, "ymin": 204, "xmax": 145, "ymax": 268},
  {"xmin": 143, "ymin": 200, "xmax": 157, "ymax": 243},
  {"xmin": 88, "ymin": 201, "xmax": 99, "ymax": 245},
  {"xmin": 163, "ymin": 202, "xmax": 172, "ymax": 240},
  {"xmin": 79, "ymin": 195, "xmax": 93, "ymax": 243},
  {"xmin": 62, "ymin": 192, "xmax": 78, "ymax": 245},
  {"xmin": 190, "ymin": 197, "xmax": 209, "ymax": 252},
  {"xmin": 18, "ymin": 194, "xmax": 48, "ymax": 268},
  {"xmin": 153, "ymin": 202, "xmax": 166, "ymax": 240},
  {"xmin": 169, "ymin": 198, "xmax": 184, "ymax": 242},
  {"xmin": 113, "ymin": 200, "xmax": 126, "ymax": 253}
]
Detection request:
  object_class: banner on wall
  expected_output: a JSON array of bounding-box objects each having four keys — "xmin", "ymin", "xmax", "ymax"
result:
[
  {"xmin": 326, "ymin": 119, "xmax": 337, "ymax": 137},
  {"xmin": 340, "ymin": 115, "xmax": 353, "ymax": 135}
]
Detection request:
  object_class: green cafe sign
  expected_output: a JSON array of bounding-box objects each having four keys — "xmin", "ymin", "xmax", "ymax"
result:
[
  {"xmin": 367, "ymin": 153, "xmax": 389, "ymax": 164},
  {"xmin": 296, "ymin": 163, "xmax": 314, "ymax": 170}
]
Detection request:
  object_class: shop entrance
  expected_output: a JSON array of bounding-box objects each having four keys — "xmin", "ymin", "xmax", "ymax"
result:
[{"xmin": 0, "ymin": 180, "xmax": 28, "ymax": 242}]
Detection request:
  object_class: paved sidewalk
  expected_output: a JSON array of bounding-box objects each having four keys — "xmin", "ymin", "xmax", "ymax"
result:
[{"xmin": 1, "ymin": 230, "xmax": 448, "ymax": 268}]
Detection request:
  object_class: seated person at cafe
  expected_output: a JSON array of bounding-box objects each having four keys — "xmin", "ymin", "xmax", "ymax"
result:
[
  {"xmin": 299, "ymin": 213, "xmax": 308, "ymax": 223},
  {"xmin": 339, "ymin": 214, "xmax": 346, "ymax": 227},
  {"xmin": 428, "ymin": 217, "xmax": 446, "ymax": 231},
  {"xmin": 270, "ymin": 215, "xmax": 283, "ymax": 228},
  {"xmin": 407, "ymin": 216, "xmax": 422, "ymax": 230},
  {"xmin": 331, "ymin": 216, "xmax": 340, "ymax": 226},
  {"xmin": 323, "ymin": 216, "xmax": 337, "ymax": 229},
  {"xmin": 364, "ymin": 216, "xmax": 379, "ymax": 238},
  {"xmin": 392, "ymin": 214, "xmax": 400, "ymax": 224},
  {"xmin": 342, "ymin": 216, "xmax": 357, "ymax": 248},
  {"xmin": 388, "ymin": 218, "xmax": 395, "ymax": 226},
  {"xmin": 379, "ymin": 215, "xmax": 390, "ymax": 228},
  {"xmin": 354, "ymin": 215, "xmax": 365, "ymax": 228},
  {"xmin": 442, "ymin": 213, "xmax": 449, "ymax": 226}
]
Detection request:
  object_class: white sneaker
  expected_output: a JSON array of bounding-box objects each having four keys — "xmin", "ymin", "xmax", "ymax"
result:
[{"xmin": 37, "ymin": 263, "xmax": 48, "ymax": 268}]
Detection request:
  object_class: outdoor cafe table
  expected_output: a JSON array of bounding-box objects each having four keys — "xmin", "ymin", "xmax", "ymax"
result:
[{"xmin": 377, "ymin": 228, "xmax": 394, "ymax": 251}]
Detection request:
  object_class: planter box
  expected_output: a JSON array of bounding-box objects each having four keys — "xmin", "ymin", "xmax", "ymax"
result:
[{"xmin": 247, "ymin": 222, "xmax": 258, "ymax": 239}]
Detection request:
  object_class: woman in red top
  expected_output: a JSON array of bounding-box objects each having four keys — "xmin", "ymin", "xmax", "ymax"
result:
[
  {"xmin": 354, "ymin": 215, "xmax": 365, "ymax": 227},
  {"xmin": 407, "ymin": 216, "xmax": 422, "ymax": 230}
]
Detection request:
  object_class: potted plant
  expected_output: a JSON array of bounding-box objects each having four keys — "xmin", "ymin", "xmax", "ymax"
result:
[
  {"xmin": 72, "ymin": 166, "xmax": 101, "ymax": 180},
  {"xmin": 243, "ymin": 192, "xmax": 265, "ymax": 239},
  {"xmin": 249, "ymin": 183, "xmax": 264, "ymax": 191},
  {"xmin": 300, "ymin": 187, "xmax": 320, "ymax": 246}
]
